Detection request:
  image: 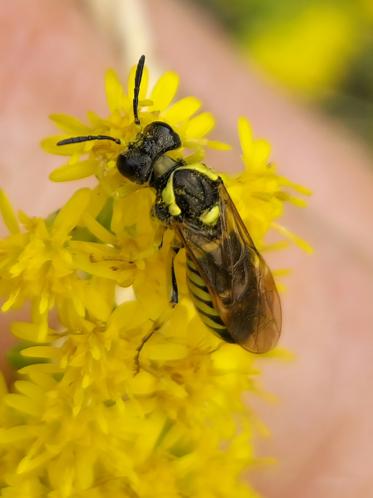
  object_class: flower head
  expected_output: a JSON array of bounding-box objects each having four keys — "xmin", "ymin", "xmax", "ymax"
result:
[
  {"xmin": 0, "ymin": 60, "xmax": 309, "ymax": 497},
  {"xmin": 42, "ymin": 62, "xmax": 229, "ymax": 190},
  {"xmin": 223, "ymin": 117, "xmax": 312, "ymax": 252},
  {"xmin": 0, "ymin": 189, "xmax": 133, "ymax": 339}
]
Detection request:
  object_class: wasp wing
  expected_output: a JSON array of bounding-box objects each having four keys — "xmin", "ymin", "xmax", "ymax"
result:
[{"xmin": 175, "ymin": 180, "xmax": 281, "ymax": 353}]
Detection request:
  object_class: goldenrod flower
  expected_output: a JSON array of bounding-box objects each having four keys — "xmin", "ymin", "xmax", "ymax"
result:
[
  {"xmin": 224, "ymin": 117, "xmax": 312, "ymax": 253},
  {"xmin": 42, "ymin": 64, "xmax": 228, "ymax": 189},
  {"xmin": 0, "ymin": 61, "xmax": 309, "ymax": 497},
  {"xmin": 0, "ymin": 189, "xmax": 133, "ymax": 340}
]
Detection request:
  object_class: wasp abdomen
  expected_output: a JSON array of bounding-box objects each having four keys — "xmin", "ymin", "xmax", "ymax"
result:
[{"xmin": 186, "ymin": 255, "xmax": 235, "ymax": 344}]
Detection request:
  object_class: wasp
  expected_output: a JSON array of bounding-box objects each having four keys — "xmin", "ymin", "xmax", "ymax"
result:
[{"xmin": 57, "ymin": 55, "xmax": 281, "ymax": 354}]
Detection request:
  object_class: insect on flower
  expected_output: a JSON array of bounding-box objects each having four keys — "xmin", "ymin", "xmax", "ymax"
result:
[{"xmin": 57, "ymin": 55, "xmax": 282, "ymax": 354}]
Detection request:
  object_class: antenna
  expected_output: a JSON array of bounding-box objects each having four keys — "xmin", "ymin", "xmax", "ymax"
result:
[
  {"xmin": 57, "ymin": 135, "xmax": 121, "ymax": 146},
  {"xmin": 133, "ymin": 55, "xmax": 145, "ymax": 125}
]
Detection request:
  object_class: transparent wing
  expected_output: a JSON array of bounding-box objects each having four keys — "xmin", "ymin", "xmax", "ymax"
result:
[{"xmin": 176, "ymin": 180, "xmax": 281, "ymax": 353}]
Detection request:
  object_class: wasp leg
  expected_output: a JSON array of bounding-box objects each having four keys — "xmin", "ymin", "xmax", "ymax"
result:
[
  {"xmin": 134, "ymin": 323, "xmax": 160, "ymax": 375},
  {"xmin": 170, "ymin": 246, "xmax": 180, "ymax": 306},
  {"xmin": 156, "ymin": 225, "xmax": 165, "ymax": 250}
]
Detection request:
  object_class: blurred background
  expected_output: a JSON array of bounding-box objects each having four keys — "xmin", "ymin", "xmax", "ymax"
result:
[
  {"xmin": 1, "ymin": 1, "xmax": 373, "ymax": 497},
  {"xmin": 190, "ymin": 0, "xmax": 373, "ymax": 147}
]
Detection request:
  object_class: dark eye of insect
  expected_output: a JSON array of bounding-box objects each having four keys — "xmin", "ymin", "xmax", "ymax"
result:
[{"xmin": 116, "ymin": 149, "xmax": 153, "ymax": 184}]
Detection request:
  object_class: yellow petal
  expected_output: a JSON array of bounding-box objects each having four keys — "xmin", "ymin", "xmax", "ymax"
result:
[
  {"xmin": 132, "ymin": 413, "xmax": 166, "ymax": 461},
  {"xmin": 276, "ymin": 192, "xmax": 308, "ymax": 208},
  {"xmin": 0, "ymin": 426, "xmax": 34, "ymax": 444},
  {"xmin": 49, "ymin": 159, "xmax": 97, "ymax": 182},
  {"xmin": 162, "ymin": 96, "xmax": 201, "ymax": 122},
  {"xmin": 145, "ymin": 342, "xmax": 188, "ymax": 361},
  {"xmin": 108, "ymin": 301, "xmax": 149, "ymax": 331},
  {"xmin": 41, "ymin": 136, "xmax": 84, "ymax": 156},
  {"xmin": 150, "ymin": 71, "xmax": 179, "ymax": 111},
  {"xmin": 272, "ymin": 222, "xmax": 313, "ymax": 253},
  {"xmin": 238, "ymin": 116, "xmax": 253, "ymax": 158},
  {"xmin": 36, "ymin": 316, "xmax": 49, "ymax": 343},
  {"xmin": 11, "ymin": 321, "xmax": 51, "ymax": 342},
  {"xmin": 49, "ymin": 113, "xmax": 89, "ymax": 133},
  {"xmin": 19, "ymin": 363, "xmax": 60, "ymax": 376},
  {"xmin": 251, "ymin": 139, "xmax": 272, "ymax": 167},
  {"xmin": 69, "ymin": 240, "xmax": 120, "ymax": 259},
  {"xmin": 21, "ymin": 346, "xmax": 59, "ymax": 360},
  {"xmin": 82, "ymin": 213, "xmax": 116, "ymax": 244},
  {"xmin": 23, "ymin": 370, "xmax": 57, "ymax": 391},
  {"xmin": 17, "ymin": 450, "xmax": 52, "ymax": 474},
  {"xmin": 52, "ymin": 188, "xmax": 91, "ymax": 237},
  {"xmin": 38, "ymin": 291, "xmax": 50, "ymax": 315},
  {"xmin": 84, "ymin": 278, "xmax": 115, "ymax": 321},
  {"xmin": 131, "ymin": 371, "xmax": 156, "ymax": 395},
  {"xmin": 105, "ymin": 69, "xmax": 129, "ymax": 113},
  {"xmin": 206, "ymin": 140, "xmax": 231, "ymax": 151},
  {"xmin": 185, "ymin": 112, "xmax": 215, "ymax": 139},
  {"xmin": 262, "ymin": 240, "xmax": 291, "ymax": 252},
  {"xmin": 0, "ymin": 189, "xmax": 19, "ymax": 233},
  {"xmin": 5, "ymin": 393, "xmax": 41, "ymax": 417},
  {"xmin": 87, "ymin": 110, "xmax": 104, "ymax": 127},
  {"xmin": 2, "ymin": 288, "xmax": 21, "ymax": 312},
  {"xmin": 72, "ymin": 254, "xmax": 134, "ymax": 284},
  {"xmin": 14, "ymin": 380, "xmax": 44, "ymax": 402},
  {"xmin": 281, "ymin": 177, "xmax": 312, "ymax": 196},
  {"xmin": 87, "ymin": 186, "xmax": 110, "ymax": 219},
  {"xmin": 75, "ymin": 449, "xmax": 96, "ymax": 490}
]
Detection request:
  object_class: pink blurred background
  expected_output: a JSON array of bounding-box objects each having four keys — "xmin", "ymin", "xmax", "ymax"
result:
[{"xmin": 1, "ymin": 1, "xmax": 373, "ymax": 497}]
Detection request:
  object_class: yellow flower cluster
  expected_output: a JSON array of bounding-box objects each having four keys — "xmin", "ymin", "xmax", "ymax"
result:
[{"xmin": 0, "ymin": 61, "xmax": 309, "ymax": 497}]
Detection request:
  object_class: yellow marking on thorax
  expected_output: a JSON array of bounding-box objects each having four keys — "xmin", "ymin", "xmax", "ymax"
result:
[
  {"xmin": 162, "ymin": 171, "xmax": 181, "ymax": 216},
  {"xmin": 162, "ymin": 162, "xmax": 219, "ymax": 218},
  {"xmin": 177, "ymin": 163, "xmax": 219, "ymax": 181},
  {"xmin": 199, "ymin": 204, "xmax": 220, "ymax": 226}
]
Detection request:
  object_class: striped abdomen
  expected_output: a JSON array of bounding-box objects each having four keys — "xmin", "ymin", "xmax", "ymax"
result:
[{"xmin": 186, "ymin": 254, "xmax": 234, "ymax": 343}]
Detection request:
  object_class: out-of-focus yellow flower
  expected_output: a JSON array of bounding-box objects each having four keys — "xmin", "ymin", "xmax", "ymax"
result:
[
  {"xmin": 0, "ymin": 61, "xmax": 309, "ymax": 497},
  {"xmin": 356, "ymin": 0, "xmax": 373, "ymax": 21},
  {"xmin": 247, "ymin": 5, "xmax": 358, "ymax": 97}
]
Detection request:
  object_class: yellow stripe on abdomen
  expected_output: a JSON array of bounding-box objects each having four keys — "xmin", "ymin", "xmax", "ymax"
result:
[{"xmin": 186, "ymin": 255, "xmax": 234, "ymax": 343}]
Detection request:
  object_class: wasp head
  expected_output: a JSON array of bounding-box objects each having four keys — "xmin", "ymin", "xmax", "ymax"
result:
[{"xmin": 117, "ymin": 121, "xmax": 181, "ymax": 185}]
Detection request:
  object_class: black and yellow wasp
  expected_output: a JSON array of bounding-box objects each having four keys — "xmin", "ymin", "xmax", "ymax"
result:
[{"xmin": 57, "ymin": 55, "xmax": 281, "ymax": 354}]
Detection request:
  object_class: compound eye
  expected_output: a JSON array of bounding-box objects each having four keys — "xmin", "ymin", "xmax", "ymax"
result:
[{"xmin": 117, "ymin": 151, "xmax": 152, "ymax": 184}]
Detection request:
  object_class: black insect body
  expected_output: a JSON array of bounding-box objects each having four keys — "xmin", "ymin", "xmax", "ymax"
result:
[
  {"xmin": 57, "ymin": 55, "xmax": 281, "ymax": 354},
  {"xmin": 117, "ymin": 121, "xmax": 181, "ymax": 185}
]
